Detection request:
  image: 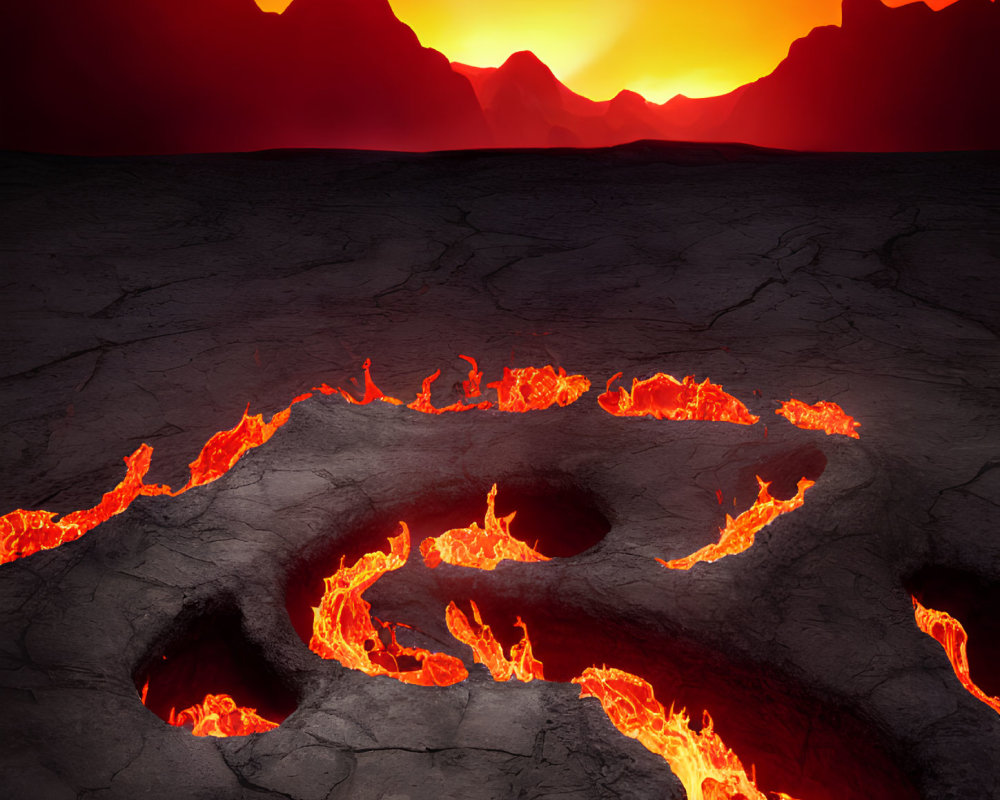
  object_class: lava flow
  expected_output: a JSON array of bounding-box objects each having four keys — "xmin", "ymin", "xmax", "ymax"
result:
[
  {"xmin": 1, "ymin": 444, "xmax": 154, "ymax": 565},
  {"xmin": 168, "ymin": 693, "xmax": 279, "ymax": 737},
  {"xmin": 145, "ymin": 401, "xmax": 306, "ymax": 496},
  {"xmin": 406, "ymin": 360, "xmax": 492, "ymax": 414},
  {"xmin": 314, "ymin": 358, "xmax": 404, "ymax": 406},
  {"xmin": 598, "ymin": 372, "xmax": 759, "ymax": 424},
  {"xmin": 775, "ymin": 399, "xmax": 860, "ymax": 439},
  {"xmin": 487, "ymin": 365, "xmax": 591, "ymax": 412},
  {"xmin": 912, "ymin": 596, "xmax": 1000, "ymax": 715},
  {"xmin": 445, "ymin": 600, "xmax": 545, "ymax": 682},
  {"xmin": 1, "ymin": 400, "xmax": 305, "ymax": 565},
  {"xmin": 658, "ymin": 476, "xmax": 814, "ymax": 570},
  {"xmin": 309, "ymin": 525, "xmax": 468, "ymax": 686},
  {"xmin": 420, "ymin": 484, "xmax": 550, "ymax": 570},
  {"xmin": 574, "ymin": 666, "xmax": 800, "ymax": 800}
]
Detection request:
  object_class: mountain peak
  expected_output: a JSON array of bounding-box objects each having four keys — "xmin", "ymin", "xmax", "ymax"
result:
[{"xmin": 499, "ymin": 51, "xmax": 557, "ymax": 80}]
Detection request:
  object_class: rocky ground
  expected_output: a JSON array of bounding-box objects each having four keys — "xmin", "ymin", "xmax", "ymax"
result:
[{"xmin": 0, "ymin": 142, "xmax": 998, "ymax": 800}]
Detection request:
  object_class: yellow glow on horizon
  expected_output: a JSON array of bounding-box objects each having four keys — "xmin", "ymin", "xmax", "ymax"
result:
[
  {"xmin": 391, "ymin": 0, "xmax": 848, "ymax": 103},
  {"xmin": 254, "ymin": 0, "xmax": 964, "ymax": 102}
]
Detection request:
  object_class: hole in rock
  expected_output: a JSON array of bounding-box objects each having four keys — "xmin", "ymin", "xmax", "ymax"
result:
[
  {"xmin": 429, "ymin": 590, "xmax": 919, "ymax": 800},
  {"xmin": 907, "ymin": 566, "xmax": 1000, "ymax": 698},
  {"xmin": 135, "ymin": 602, "xmax": 297, "ymax": 731},
  {"xmin": 285, "ymin": 477, "xmax": 610, "ymax": 645}
]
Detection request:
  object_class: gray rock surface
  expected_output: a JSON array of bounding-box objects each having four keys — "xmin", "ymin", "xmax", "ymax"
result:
[{"xmin": 0, "ymin": 143, "xmax": 998, "ymax": 800}]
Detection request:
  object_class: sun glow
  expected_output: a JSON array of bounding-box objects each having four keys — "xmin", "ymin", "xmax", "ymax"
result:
[{"xmin": 254, "ymin": 1, "xmax": 967, "ymax": 102}]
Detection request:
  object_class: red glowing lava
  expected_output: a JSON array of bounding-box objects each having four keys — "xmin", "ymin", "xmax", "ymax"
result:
[
  {"xmin": 419, "ymin": 483, "xmax": 550, "ymax": 570},
  {"xmin": 168, "ymin": 693, "xmax": 279, "ymax": 737},
  {"xmin": 598, "ymin": 372, "xmax": 759, "ymax": 424},
  {"xmin": 145, "ymin": 402, "xmax": 305, "ymax": 496},
  {"xmin": 658, "ymin": 476, "xmax": 814, "ymax": 570},
  {"xmin": 912, "ymin": 596, "xmax": 1000, "ymax": 715},
  {"xmin": 1, "ymin": 444, "xmax": 154, "ymax": 565},
  {"xmin": 574, "ymin": 666, "xmax": 799, "ymax": 800},
  {"xmin": 309, "ymin": 525, "xmax": 468, "ymax": 686},
  {"xmin": 407, "ymin": 367, "xmax": 492, "ymax": 414},
  {"xmin": 315, "ymin": 358, "xmax": 404, "ymax": 406},
  {"xmin": 775, "ymin": 399, "xmax": 860, "ymax": 439},
  {"xmin": 445, "ymin": 600, "xmax": 545, "ymax": 682},
  {"xmin": 1, "ymin": 398, "xmax": 305, "ymax": 565},
  {"xmin": 460, "ymin": 354, "xmax": 485, "ymax": 399},
  {"xmin": 487, "ymin": 365, "xmax": 591, "ymax": 412}
]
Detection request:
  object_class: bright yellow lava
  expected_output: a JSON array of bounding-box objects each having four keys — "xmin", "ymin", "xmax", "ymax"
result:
[{"xmin": 255, "ymin": 0, "xmax": 958, "ymax": 102}]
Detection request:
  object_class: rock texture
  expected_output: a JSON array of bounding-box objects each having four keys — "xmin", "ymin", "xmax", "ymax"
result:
[{"xmin": 0, "ymin": 142, "xmax": 998, "ymax": 799}]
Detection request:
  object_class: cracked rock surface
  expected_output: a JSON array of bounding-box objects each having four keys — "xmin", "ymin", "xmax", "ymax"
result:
[{"xmin": 0, "ymin": 143, "xmax": 998, "ymax": 800}]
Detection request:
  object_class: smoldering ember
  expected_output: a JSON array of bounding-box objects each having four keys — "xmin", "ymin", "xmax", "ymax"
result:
[{"xmin": 0, "ymin": 143, "xmax": 998, "ymax": 800}]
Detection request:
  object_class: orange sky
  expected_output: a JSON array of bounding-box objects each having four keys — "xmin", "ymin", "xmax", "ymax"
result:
[{"xmin": 255, "ymin": 0, "xmax": 958, "ymax": 102}]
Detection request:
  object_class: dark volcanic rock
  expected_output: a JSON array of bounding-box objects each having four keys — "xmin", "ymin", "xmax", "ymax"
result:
[{"xmin": 0, "ymin": 143, "xmax": 998, "ymax": 799}]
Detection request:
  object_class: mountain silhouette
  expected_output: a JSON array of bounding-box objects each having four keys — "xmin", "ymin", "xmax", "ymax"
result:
[
  {"xmin": 459, "ymin": 0, "xmax": 999, "ymax": 151},
  {"xmin": 1, "ymin": 0, "xmax": 996, "ymax": 153},
  {"xmin": 0, "ymin": 0, "xmax": 490, "ymax": 154},
  {"xmin": 708, "ymin": 0, "xmax": 1000, "ymax": 150}
]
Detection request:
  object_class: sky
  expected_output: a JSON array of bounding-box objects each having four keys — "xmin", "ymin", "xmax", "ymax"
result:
[{"xmin": 254, "ymin": 0, "xmax": 958, "ymax": 102}]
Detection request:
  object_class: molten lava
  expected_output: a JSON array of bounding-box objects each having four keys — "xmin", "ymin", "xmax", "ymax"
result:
[
  {"xmin": 598, "ymin": 372, "xmax": 759, "ymax": 424},
  {"xmin": 315, "ymin": 358, "xmax": 404, "ymax": 406},
  {"xmin": 487, "ymin": 365, "xmax": 591, "ymax": 412},
  {"xmin": 658, "ymin": 476, "xmax": 814, "ymax": 570},
  {"xmin": 1, "ymin": 444, "xmax": 154, "ymax": 565},
  {"xmin": 1, "ymin": 399, "xmax": 305, "ymax": 564},
  {"xmin": 912, "ymin": 596, "xmax": 1000, "ymax": 715},
  {"xmin": 574, "ymin": 666, "xmax": 798, "ymax": 800},
  {"xmin": 445, "ymin": 600, "xmax": 545, "ymax": 682},
  {"xmin": 419, "ymin": 484, "xmax": 550, "ymax": 570},
  {"xmin": 309, "ymin": 525, "xmax": 468, "ymax": 686},
  {"xmin": 460, "ymin": 354, "xmax": 485, "ymax": 399},
  {"xmin": 407, "ymin": 368, "xmax": 492, "ymax": 414},
  {"xmin": 144, "ymin": 402, "xmax": 303, "ymax": 496},
  {"xmin": 775, "ymin": 399, "xmax": 860, "ymax": 439},
  {"xmin": 168, "ymin": 693, "xmax": 279, "ymax": 737}
]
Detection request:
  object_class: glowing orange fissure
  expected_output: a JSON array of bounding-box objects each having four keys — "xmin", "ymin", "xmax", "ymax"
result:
[
  {"xmin": 0, "ymin": 355, "xmax": 588, "ymax": 565},
  {"xmin": 446, "ymin": 600, "xmax": 545, "ymax": 682},
  {"xmin": 309, "ymin": 524, "xmax": 469, "ymax": 686},
  {"xmin": 0, "ymin": 355, "xmax": 854, "ymax": 575},
  {"xmin": 170, "ymin": 693, "xmax": 279, "ymax": 737},
  {"xmin": 912, "ymin": 596, "xmax": 1000, "ymax": 715},
  {"xmin": 312, "ymin": 534, "xmax": 795, "ymax": 798},
  {"xmin": 139, "ymin": 679, "xmax": 279, "ymax": 737},
  {"xmin": 659, "ymin": 476, "xmax": 814, "ymax": 570},
  {"xmin": 776, "ymin": 399, "xmax": 860, "ymax": 439},
  {"xmin": 420, "ymin": 483, "xmax": 550, "ymax": 569},
  {"xmin": 574, "ymin": 667, "xmax": 802, "ymax": 800},
  {"xmin": 0, "ymin": 399, "xmax": 305, "ymax": 566},
  {"xmin": 599, "ymin": 372, "xmax": 759, "ymax": 425}
]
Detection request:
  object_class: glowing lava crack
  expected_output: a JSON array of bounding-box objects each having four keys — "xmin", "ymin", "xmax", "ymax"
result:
[
  {"xmin": 912, "ymin": 596, "xmax": 1000, "ymax": 715},
  {"xmin": 659, "ymin": 476, "xmax": 814, "ymax": 570},
  {"xmin": 598, "ymin": 372, "xmax": 759, "ymax": 424},
  {"xmin": 420, "ymin": 483, "xmax": 550, "ymax": 570},
  {"xmin": 168, "ymin": 693, "xmax": 280, "ymax": 738},
  {"xmin": 775, "ymin": 399, "xmax": 860, "ymax": 439},
  {"xmin": 574, "ymin": 667, "xmax": 802, "ymax": 800},
  {"xmin": 309, "ymin": 525, "xmax": 468, "ymax": 687},
  {"xmin": 446, "ymin": 600, "xmax": 545, "ymax": 682}
]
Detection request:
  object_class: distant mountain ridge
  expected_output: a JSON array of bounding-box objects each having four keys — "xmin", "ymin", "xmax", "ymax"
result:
[
  {"xmin": 1, "ymin": 0, "xmax": 996, "ymax": 154},
  {"xmin": 0, "ymin": 0, "xmax": 490, "ymax": 154},
  {"xmin": 457, "ymin": 0, "xmax": 999, "ymax": 151}
]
